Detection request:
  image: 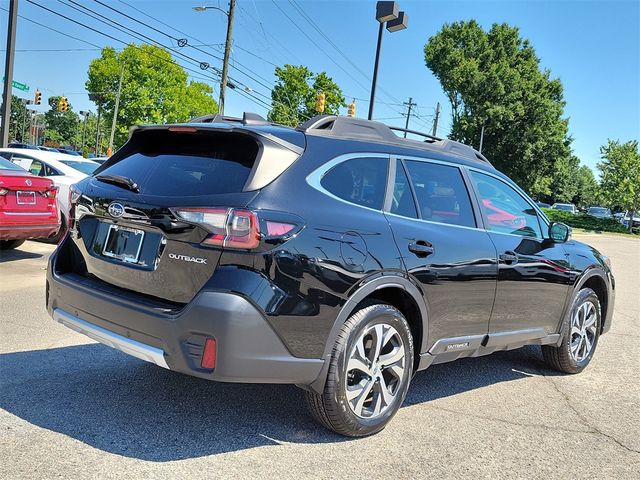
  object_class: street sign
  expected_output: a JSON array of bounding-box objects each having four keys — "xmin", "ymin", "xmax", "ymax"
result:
[{"xmin": 1, "ymin": 77, "xmax": 30, "ymax": 92}]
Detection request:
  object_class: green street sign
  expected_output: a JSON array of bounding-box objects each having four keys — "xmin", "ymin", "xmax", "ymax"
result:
[
  {"xmin": 12, "ymin": 80, "xmax": 29, "ymax": 92},
  {"xmin": 2, "ymin": 77, "xmax": 30, "ymax": 92}
]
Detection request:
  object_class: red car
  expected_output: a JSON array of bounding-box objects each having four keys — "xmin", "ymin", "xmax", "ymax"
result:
[{"xmin": 0, "ymin": 157, "xmax": 60, "ymax": 250}]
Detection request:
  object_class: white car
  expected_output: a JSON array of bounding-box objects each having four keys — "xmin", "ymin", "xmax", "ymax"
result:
[{"xmin": 0, "ymin": 148, "xmax": 99, "ymax": 240}]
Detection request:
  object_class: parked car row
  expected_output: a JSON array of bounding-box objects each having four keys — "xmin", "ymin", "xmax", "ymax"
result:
[{"xmin": 0, "ymin": 148, "xmax": 100, "ymax": 249}]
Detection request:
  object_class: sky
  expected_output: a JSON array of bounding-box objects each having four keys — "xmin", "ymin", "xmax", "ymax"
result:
[{"xmin": 1, "ymin": 0, "xmax": 639, "ymax": 173}]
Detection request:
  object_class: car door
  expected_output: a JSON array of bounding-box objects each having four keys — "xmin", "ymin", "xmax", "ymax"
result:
[
  {"xmin": 383, "ymin": 157, "xmax": 498, "ymax": 350},
  {"xmin": 467, "ymin": 169, "xmax": 571, "ymax": 335}
]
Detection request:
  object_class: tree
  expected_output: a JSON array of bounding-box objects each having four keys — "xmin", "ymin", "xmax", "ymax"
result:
[
  {"xmin": 424, "ymin": 20, "xmax": 571, "ymax": 193},
  {"xmin": 268, "ymin": 65, "xmax": 345, "ymax": 127},
  {"xmin": 573, "ymin": 165, "xmax": 599, "ymax": 208},
  {"xmin": 598, "ymin": 140, "xmax": 640, "ymax": 231},
  {"xmin": 44, "ymin": 96, "xmax": 80, "ymax": 146},
  {"xmin": 549, "ymin": 155, "xmax": 580, "ymax": 203},
  {"xmin": 0, "ymin": 95, "xmax": 29, "ymax": 142},
  {"xmin": 86, "ymin": 44, "xmax": 218, "ymax": 148}
]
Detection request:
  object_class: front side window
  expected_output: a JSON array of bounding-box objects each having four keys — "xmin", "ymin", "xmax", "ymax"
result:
[
  {"xmin": 470, "ymin": 171, "xmax": 543, "ymax": 238},
  {"xmin": 403, "ymin": 160, "xmax": 476, "ymax": 228},
  {"xmin": 321, "ymin": 156, "xmax": 388, "ymax": 210}
]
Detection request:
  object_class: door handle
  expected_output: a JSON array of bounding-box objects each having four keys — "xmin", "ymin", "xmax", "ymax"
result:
[
  {"xmin": 499, "ymin": 251, "xmax": 518, "ymax": 265},
  {"xmin": 408, "ymin": 241, "xmax": 434, "ymax": 257}
]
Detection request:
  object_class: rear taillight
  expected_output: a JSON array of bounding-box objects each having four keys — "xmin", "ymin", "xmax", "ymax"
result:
[
  {"xmin": 175, "ymin": 208, "xmax": 260, "ymax": 249},
  {"xmin": 68, "ymin": 184, "xmax": 81, "ymax": 228},
  {"xmin": 43, "ymin": 187, "xmax": 58, "ymax": 199}
]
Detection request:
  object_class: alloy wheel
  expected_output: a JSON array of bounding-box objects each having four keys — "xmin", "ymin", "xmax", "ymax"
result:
[
  {"xmin": 570, "ymin": 301, "xmax": 598, "ymax": 362},
  {"xmin": 345, "ymin": 323, "xmax": 406, "ymax": 419}
]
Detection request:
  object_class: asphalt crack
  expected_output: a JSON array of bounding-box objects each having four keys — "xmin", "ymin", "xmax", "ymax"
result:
[{"xmin": 532, "ymin": 363, "xmax": 640, "ymax": 455}]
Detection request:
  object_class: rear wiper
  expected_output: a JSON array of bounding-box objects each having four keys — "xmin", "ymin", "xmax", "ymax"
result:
[{"xmin": 95, "ymin": 174, "xmax": 140, "ymax": 193}]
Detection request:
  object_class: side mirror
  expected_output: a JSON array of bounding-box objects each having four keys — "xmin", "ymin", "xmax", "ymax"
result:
[{"xmin": 549, "ymin": 222, "xmax": 571, "ymax": 243}]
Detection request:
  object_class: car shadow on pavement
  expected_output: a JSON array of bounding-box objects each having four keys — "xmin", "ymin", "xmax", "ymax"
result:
[
  {"xmin": 0, "ymin": 343, "xmax": 554, "ymax": 461},
  {"xmin": 0, "ymin": 249, "xmax": 43, "ymax": 263}
]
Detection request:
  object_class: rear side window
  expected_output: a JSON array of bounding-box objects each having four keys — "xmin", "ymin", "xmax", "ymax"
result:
[
  {"xmin": 321, "ymin": 157, "xmax": 388, "ymax": 210},
  {"xmin": 390, "ymin": 162, "xmax": 418, "ymax": 218},
  {"xmin": 99, "ymin": 130, "xmax": 260, "ymax": 196},
  {"xmin": 404, "ymin": 160, "xmax": 476, "ymax": 228}
]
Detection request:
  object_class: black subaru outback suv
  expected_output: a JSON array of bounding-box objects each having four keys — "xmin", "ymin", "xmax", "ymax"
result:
[{"xmin": 47, "ymin": 114, "xmax": 615, "ymax": 437}]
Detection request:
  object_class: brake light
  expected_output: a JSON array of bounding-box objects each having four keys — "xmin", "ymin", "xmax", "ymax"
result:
[
  {"xmin": 175, "ymin": 207, "xmax": 260, "ymax": 249},
  {"xmin": 68, "ymin": 184, "xmax": 81, "ymax": 228},
  {"xmin": 266, "ymin": 221, "xmax": 296, "ymax": 236},
  {"xmin": 43, "ymin": 186, "xmax": 58, "ymax": 199}
]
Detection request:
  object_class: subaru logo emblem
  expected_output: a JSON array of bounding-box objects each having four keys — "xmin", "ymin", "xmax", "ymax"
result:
[
  {"xmin": 108, "ymin": 202, "xmax": 125, "ymax": 218},
  {"xmin": 25, "ymin": 179, "xmax": 32, "ymax": 186}
]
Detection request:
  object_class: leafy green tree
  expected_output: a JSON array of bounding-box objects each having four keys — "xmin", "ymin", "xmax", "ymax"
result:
[
  {"xmin": 268, "ymin": 65, "xmax": 345, "ymax": 127},
  {"xmin": 574, "ymin": 165, "xmax": 599, "ymax": 207},
  {"xmin": 549, "ymin": 155, "xmax": 580, "ymax": 203},
  {"xmin": 424, "ymin": 20, "xmax": 571, "ymax": 192},
  {"xmin": 598, "ymin": 140, "xmax": 640, "ymax": 230},
  {"xmin": 0, "ymin": 95, "xmax": 29, "ymax": 142},
  {"xmin": 86, "ymin": 44, "xmax": 218, "ymax": 148},
  {"xmin": 44, "ymin": 96, "xmax": 80, "ymax": 146}
]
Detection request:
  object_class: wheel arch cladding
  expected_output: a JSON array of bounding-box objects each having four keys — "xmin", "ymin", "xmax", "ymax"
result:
[
  {"xmin": 581, "ymin": 274, "xmax": 608, "ymax": 333},
  {"xmin": 308, "ymin": 275, "xmax": 428, "ymax": 393}
]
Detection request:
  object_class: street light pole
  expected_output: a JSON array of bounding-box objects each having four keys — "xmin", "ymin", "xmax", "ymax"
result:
[
  {"xmin": 1, "ymin": 0, "xmax": 19, "ymax": 147},
  {"xmin": 368, "ymin": 22, "xmax": 385, "ymax": 121},
  {"xmin": 108, "ymin": 62, "xmax": 125, "ymax": 155},
  {"xmin": 367, "ymin": 2, "xmax": 408, "ymax": 121},
  {"xmin": 194, "ymin": 1, "xmax": 235, "ymax": 115}
]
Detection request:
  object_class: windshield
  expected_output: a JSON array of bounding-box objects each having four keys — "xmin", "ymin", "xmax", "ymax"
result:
[
  {"xmin": 59, "ymin": 160, "xmax": 98, "ymax": 175},
  {"xmin": 554, "ymin": 204, "xmax": 574, "ymax": 211},
  {"xmin": 588, "ymin": 207, "xmax": 610, "ymax": 215},
  {"xmin": 0, "ymin": 158, "xmax": 26, "ymax": 171}
]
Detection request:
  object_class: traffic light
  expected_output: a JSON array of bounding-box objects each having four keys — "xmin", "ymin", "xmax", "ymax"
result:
[
  {"xmin": 315, "ymin": 92, "xmax": 326, "ymax": 113},
  {"xmin": 58, "ymin": 96, "xmax": 68, "ymax": 113},
  {"xmin": 34, "ymin": 89, "xmax": 42, "ymax": 105},
  {"xmin": 347, "ymin": 99, "xmax": 356, "ymax": 117}
]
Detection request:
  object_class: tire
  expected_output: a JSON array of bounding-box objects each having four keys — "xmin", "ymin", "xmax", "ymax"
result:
[
  {"xmin": 305, "ymin": 303, "xmax": 414, "ymax": 437},
  {"xmin": 542, "ymin": 288, "xmax": 601, "ymax": 374},
  {"xmin": 44, "ymin": 213, "xmax": 66, "ymax": 244},
  {"xmin": 0, "ymin": 239, "xmax": 25, "ymax": 250}
]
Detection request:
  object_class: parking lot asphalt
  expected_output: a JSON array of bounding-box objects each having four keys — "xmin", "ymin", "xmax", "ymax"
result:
[{"xmin": 1, "ymin": 235, "xmax": 639, "ymax": 479}]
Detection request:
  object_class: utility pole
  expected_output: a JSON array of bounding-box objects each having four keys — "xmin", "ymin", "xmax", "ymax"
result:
[
  {"xmin": 219, "ymin": 0, "xmax": 235, "ymax": 116},
  {"xmin": 95, "ymin": 105, "xmax": 101, "ymax": 155},
  {"xmin": 1, "ymin": 0, "xmax": 18, "ymax": 147},
  {"xmin": 432, "ymin": 102, "xmax": 441, "ymax": 137},
  {"xmin": 479, "ymin": 124, "xmax": 485, "ymax": 153},
  {"xmin": 108, "ymin": 62, "xmax": 125, "ymax": 155},
  {"xmin": 402, "ymin": 97, "xmax": 416, "ymax": 138}
]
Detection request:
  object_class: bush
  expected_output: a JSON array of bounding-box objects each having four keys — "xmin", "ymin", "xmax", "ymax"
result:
[{"xmin": 542, "ymin": 208, "xmax": 630, "ymax": 234}]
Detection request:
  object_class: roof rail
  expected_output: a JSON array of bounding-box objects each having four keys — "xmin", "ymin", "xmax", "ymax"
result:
[
  {"xmin": 189, "ymin": 112, "xmax": 270, "ymax": 126},
  {"xmin": 298, "ymin": 115, "xmax": 491, "ymax": 165}
]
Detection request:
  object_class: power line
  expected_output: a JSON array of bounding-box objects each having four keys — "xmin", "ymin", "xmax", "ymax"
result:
[{"xmin": 24, "ymin": 0, "xmax": 271, "ymax": 112}]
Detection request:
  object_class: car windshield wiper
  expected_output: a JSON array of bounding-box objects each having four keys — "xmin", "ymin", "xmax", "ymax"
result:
[{"xmin": 95, "ymin": 174, "xmax": 140, "ymax": 193}]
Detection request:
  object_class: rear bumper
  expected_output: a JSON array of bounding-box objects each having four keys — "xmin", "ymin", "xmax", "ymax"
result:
[
  {"xmin": 46, "ymin": 248, "xmax": 324, "ymax": 385},
  {"xmin": 0, "ymin": 223, "xmax": 59, "ymax": 240}
]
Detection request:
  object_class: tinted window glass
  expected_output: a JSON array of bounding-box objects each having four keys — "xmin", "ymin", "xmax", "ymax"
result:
[
  {"xmin": 0, "ymin": 157, "xmax": 24, "ymax": 171},
  {"xmin": 470, "ymin": 171, "xmax": 542, "ymax": 238},
  {"xmin": 99, "ymin": 130, "xmax": 259, "ymax": 196},
  {"xmin": 390, "ymin": 162, "xmax": 417, "ymax": 218},
  {"xmin": 321, "ymin": 157, "xmax": 388, "ymax": 210},
  {"xmin": 59, "ymin": 160, "xmax": 98, "ymax": 175},
  {"xmin": 404, "ymin": 160, "xmax": 475, "ymax": 227}
]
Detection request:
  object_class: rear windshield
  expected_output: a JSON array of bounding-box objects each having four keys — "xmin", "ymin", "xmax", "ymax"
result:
[
  {"xmin": 99, "ymin": 130, "xmax": 259, "ymax": 196},
  {"xmin": 59, "ymin": 160, "xmax": 99, "ymax": 175},
  {"xmin": 0, "ymin": 157, "xmax": 25, "ymax": 171}
]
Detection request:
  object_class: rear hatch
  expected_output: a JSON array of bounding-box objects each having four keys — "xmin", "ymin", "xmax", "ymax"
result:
[
  {"xmin": 63, "ymin": 125, "xmax": 303, "ymax": 305},
  {"xmin": 0, "ymin": 170, "xmax": 57, "ymax": 223}
]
